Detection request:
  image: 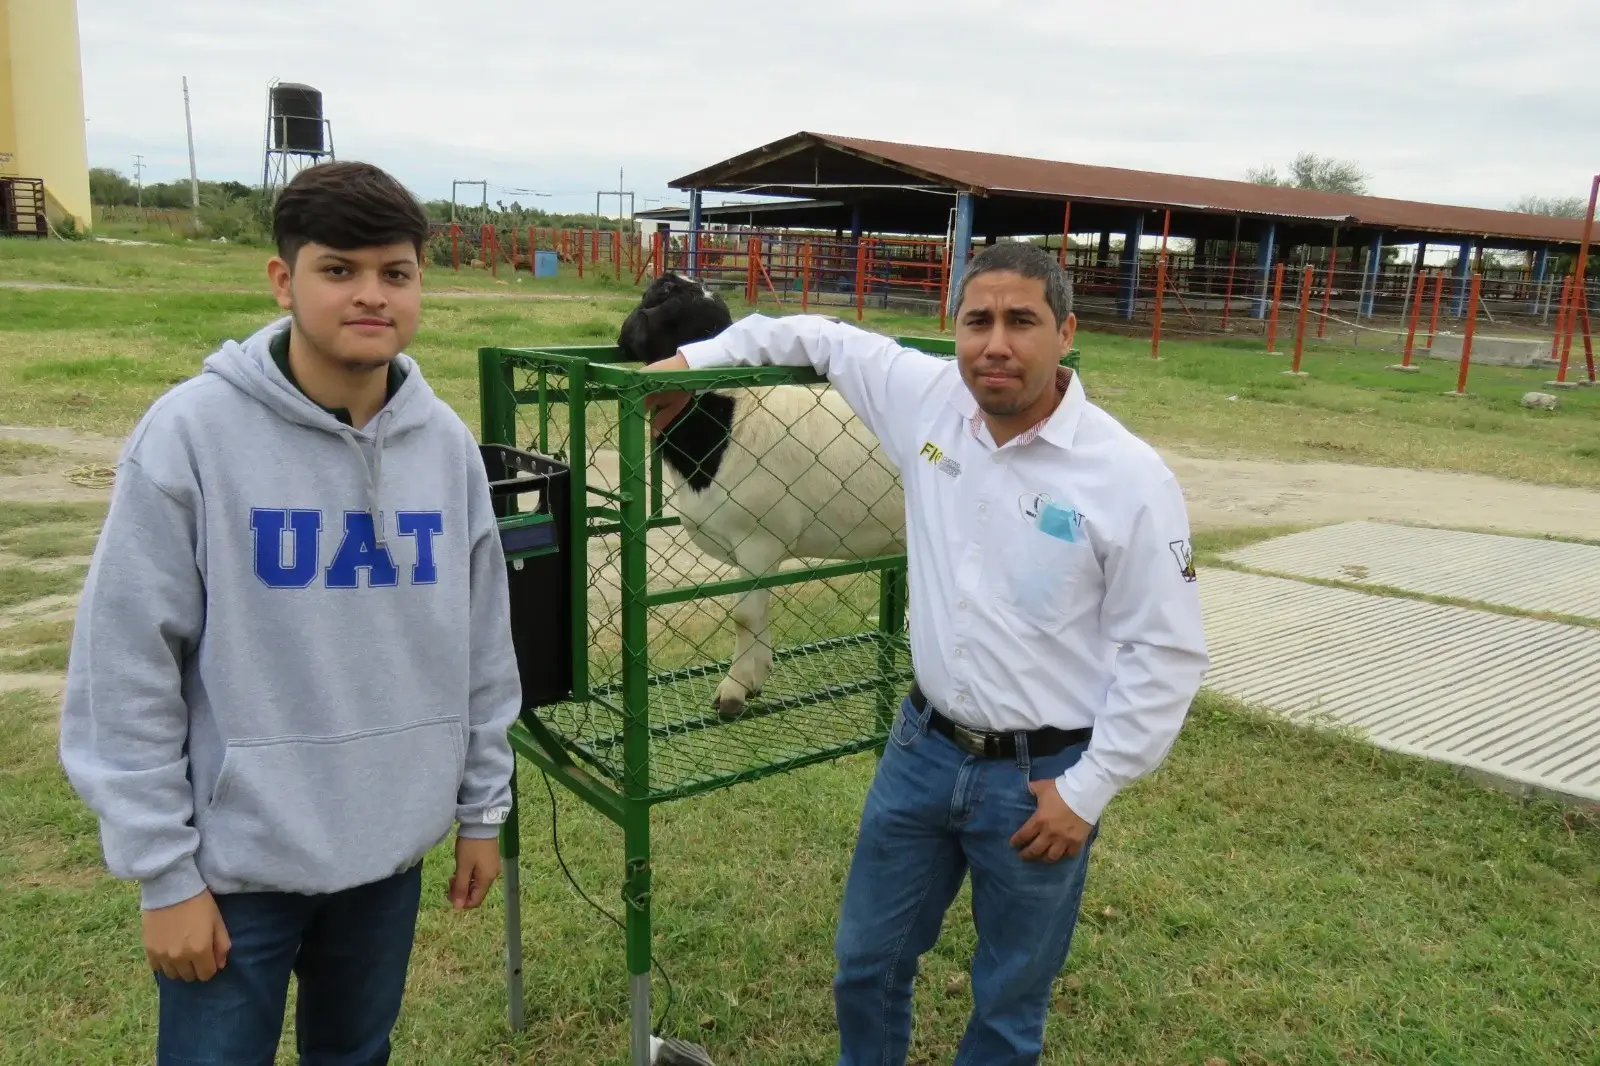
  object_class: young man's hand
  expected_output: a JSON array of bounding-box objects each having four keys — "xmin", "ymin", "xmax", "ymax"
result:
[
  {"xmin": 143, "ymin": 889, "xmax": 230, "ymax": 981},
  {"xmin": 449, "ymin": 835, "xmax": 501, "ymax": 910},
  {"xmin": 639, "ymin": 351, "xmax": 692, "ymax": 435}
]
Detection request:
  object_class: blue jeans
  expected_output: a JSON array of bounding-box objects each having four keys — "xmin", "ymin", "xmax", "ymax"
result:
[
  {"xmin": 153, "ymin": 862, "xmax": 423, "ymax": 1066},
  {"xmin": 833, "ymin": 698, "xmax": 1099, "ymax": 1066}
]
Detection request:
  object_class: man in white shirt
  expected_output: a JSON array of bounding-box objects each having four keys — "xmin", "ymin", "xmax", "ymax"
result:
[{"xmin": 642, "ymin": 242, "xmax": 1209, "ymax": 1065}]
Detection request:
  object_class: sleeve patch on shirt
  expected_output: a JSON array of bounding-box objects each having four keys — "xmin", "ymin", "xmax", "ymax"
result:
[{"xmin": 1169, "ymin": 539, "xmax": 1197, "ymax": 582}]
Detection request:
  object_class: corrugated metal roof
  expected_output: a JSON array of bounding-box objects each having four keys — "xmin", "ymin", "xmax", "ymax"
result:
[{"xmin": 670, "ymin": 132, "xmax": 1593, "ymax": 247}]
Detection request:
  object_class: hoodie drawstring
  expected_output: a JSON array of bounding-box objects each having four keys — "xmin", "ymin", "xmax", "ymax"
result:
[{"xmin": 340, "ymin": 410, "xmax": 392, "ymax": 547}]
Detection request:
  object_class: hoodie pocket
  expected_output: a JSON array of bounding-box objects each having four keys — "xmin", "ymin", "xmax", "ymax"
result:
[{"xmin": 197, "ymin": 716, "xmax": 464, "ymax": 896}]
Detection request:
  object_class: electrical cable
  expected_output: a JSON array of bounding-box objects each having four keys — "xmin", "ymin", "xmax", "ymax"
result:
[{"xmin": 541, "ymin": 771, "xmax": 676, "ymax": 1036}]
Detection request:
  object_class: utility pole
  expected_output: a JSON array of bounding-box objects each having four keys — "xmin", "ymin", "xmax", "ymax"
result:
[
  {"xmin": 133, "ymin": 154, "xmax": 145, "ymax": 207},
  {"xmin": 182, "ymin": 77, "xmax": 201, "ymax": 230},
  {"xmin": 596, "ymin": 166, "xmax": 635, "ymax": 270}
]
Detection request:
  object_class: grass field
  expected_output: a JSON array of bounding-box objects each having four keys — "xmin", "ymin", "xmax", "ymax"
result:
[
  {"xmin": 2, "ymin": 237, "xmax": 1599, "ymax": 1065},
  {"xmin": 5, "ymin": 241, "xmax": 1598, "ymax": 488}
]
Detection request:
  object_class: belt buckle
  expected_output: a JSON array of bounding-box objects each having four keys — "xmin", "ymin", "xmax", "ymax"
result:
[{"xmin": 950, "ymin": 722, "xmax": 989, "ymax": 757}]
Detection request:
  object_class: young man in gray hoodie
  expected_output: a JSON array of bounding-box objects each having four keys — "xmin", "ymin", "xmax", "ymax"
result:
[{"xmin": 58, "ymin": 160, "xmax": 522, "ymax": 1065}]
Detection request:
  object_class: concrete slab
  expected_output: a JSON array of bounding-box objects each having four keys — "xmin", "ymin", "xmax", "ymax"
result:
[
  {"xmin": 1198, "ymin": 567, "xmax": 1600, "ymax": 803},
  {"xmin": 1424, "ymin": 331, "xmax": 1558, "ymax": 368},
  {"xmin": 1222, "ymin": 521, "xmax": 1600, "ymax": 621}
]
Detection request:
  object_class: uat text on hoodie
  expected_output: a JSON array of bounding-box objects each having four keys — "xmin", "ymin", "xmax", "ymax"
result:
[{"xmin": 59, "ymin": 316, "xmax": 523, "ymax": 911}]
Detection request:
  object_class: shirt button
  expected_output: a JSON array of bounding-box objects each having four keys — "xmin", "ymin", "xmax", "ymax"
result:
[
  {"xmin": 954, "ymin": 647, "xmax": 965, "ymax": 658},
  {"xmin": 958, "ymin": 599, "xmax": 968, "ymax": 610},
  {"xmin": 978, "ymin": 502, "xmax": 988, "ymax": 515}
]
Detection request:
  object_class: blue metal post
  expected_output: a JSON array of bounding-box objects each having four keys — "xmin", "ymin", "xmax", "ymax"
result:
[
  {"xmin": 1121, "ymin": 213, "xmax": 1145, "ymax": 319},
  {"xmin": 1451, "ymin": 240, "xmax": 1472, "ymax": 317},
  {"xmin": 946, "ymin": 192, "xmax": 975, "ymax": 319},
  {"xmin": 1361, "ymin": 231, "xmax": 1384, "ymax": 318},
  {"xmin": 687, "ymin": 190, "xmax": 703, "ymax": 279},
  {"xmin": 1530, "ymin": 245, "xmax": 1550, "ymax": 315},
  {"xmin": 1252, "ymin": 222, "xmax": 1277, "ymax": 319}
]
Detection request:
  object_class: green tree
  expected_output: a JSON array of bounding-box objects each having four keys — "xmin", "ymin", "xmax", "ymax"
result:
[
  {"xmin": 1508, "ymin": 195, "xmax": 1587, "ymax": 218},
  {"xmin": 1246, "ymin": 152, "xmax": 1370, "ymax": 195},
  {"xmin": 88, "ymin": 167, "xmax": 137, "ymax": 206}
]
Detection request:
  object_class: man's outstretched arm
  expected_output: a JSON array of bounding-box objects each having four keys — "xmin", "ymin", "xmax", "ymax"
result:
[{"xmin": 645, "ymin": 312, "xmax": 951, "ymax": 469}]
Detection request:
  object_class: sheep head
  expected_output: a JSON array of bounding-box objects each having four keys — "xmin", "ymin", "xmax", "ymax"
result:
[{"xmin": 618, "ymin": 273, "xmax": 733, "ymax": 365}]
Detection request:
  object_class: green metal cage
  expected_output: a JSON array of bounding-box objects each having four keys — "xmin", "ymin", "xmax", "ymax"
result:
[{"xmin": 480, "ymin": 334, "xmax": 1078, "ymax": 1065}]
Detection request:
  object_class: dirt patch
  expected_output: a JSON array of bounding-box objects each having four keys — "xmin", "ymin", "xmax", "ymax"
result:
[
  {"xmin": 0, "ymin": 672, "xmax": 65, "ymax": 698},
  {"xmin": 0, "ymin": 281, "xmax": 94, "ymax": 291},
  {"xmin": 0, "ymin": 553, "xmax": 92, "ymax": 573},
  {"xmin": 0, "ymin": 425, "xmax": 123, "ymax": 462},
  {"xmin": 1, "ymin": 594, "xmax": 80, "ymax": 625},
  {"xmin": 1164, "ymin": 451, "xmax": 1600, "ymax": 542},
  {"xmin": 2, "ymin": 835, "xmax": 103, "ymax": 891},
  {"xmin": 3, "ymin": 422, "xmax": 1597, "ymax": 550},
  {"xmin": 0, "ymin": 425, "xmax": 121, "ymax": 503}
]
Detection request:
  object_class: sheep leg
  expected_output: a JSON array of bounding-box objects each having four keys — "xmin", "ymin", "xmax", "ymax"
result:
[
  {"xmin": 713, "ymin": 585, "xmax": 772, "ymax": 720},
  {"xmin": 713, "ymin": 536, "xmax": 786, "ymax": 720}
]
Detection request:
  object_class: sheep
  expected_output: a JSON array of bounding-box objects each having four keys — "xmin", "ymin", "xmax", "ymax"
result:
[{"xmin": 617, "ymin": 274, "xmax": 906, "ymax": 719}]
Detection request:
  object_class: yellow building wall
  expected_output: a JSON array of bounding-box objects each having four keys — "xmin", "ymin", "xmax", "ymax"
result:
[
  {"xmin": 1, "ymin": 0, "xmax": 92, "ymax": 231},
  {"xmin": 0, "ymin": 3, "xmax": 15, "ymax": 177}
]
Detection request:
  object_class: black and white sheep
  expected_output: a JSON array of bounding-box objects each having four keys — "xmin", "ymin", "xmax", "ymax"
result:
[{"xmin": 618, "ymin": 274, "xmax": 906, "ymax": 719}]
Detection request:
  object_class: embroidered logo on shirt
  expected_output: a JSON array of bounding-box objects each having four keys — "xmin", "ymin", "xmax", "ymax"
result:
[
  {"xmin": 1019, "ymin": 492, "xmax": 1051, "ymax": 521},
  {"xmin": 482, "ymin": 806, "xmax": 513, "ymax": 825},
  {"xmin": 918, "ymin": 441, "xmax": 961, "ymax": 478},
  {"xmin": 1169, "ymin": 539, "xmax": 1197, "ymax": 582}
]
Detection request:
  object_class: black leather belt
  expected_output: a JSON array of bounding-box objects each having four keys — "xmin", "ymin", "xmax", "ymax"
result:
[{"xmin": 908, "ymin": 683, "xmax": 1092, "ymax": 760}]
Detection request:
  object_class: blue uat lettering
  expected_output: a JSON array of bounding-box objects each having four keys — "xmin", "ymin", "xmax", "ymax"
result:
[
  {"xmin": 251, "ymin": 508, "xmax": 445, "ymax": 589},
  {"xmin": 1036, "ymin": 502, "xmax": 1082, "ymax": 543},
  {"xmin": 395, "ymin": 511, "xmax": 444, "ymax": 584}
]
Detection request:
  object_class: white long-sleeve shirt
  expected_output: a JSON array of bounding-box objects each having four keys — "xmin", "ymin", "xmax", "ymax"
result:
[{"xmin": 678, "ymin": 313, "xmax": 1209, "ymax": 825}]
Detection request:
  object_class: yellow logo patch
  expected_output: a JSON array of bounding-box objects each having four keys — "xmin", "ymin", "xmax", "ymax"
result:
[{"xmin": 919, "ymin": 441, "xmax": 961, "ymax": 478}]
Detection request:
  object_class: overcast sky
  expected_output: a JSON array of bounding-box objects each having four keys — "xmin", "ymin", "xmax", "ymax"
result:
[{"xmin": 76, "ymin": 0, "xmax": 1597, "ymax": 220}]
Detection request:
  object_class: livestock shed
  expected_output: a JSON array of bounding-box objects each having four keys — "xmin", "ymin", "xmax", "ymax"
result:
[{"xmin": 640, "ymin": 132, "xmax": 1595, "ymax": 335}]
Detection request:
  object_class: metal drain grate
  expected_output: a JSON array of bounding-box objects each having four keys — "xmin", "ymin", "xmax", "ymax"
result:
[
  {"xmin": 1224, "ymin": 521, "xmax": 1600, "ymax": 622},
  {"xmin": 1198, "ymin": 567, "xmax": 1600, "ymax": 802}
]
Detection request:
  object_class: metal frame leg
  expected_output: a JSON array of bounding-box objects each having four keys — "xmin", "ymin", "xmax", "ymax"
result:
[
  {"xmin": 625, "ymin": 836, "xmax": 653, "ymax": 1066},
  {"xmin": 631, "ymin": 971, "xmax": 652, "ymax": 1066},
  {"xmin": 502, "ymin": 763, "xmax": 525, "ymax": 1031}
]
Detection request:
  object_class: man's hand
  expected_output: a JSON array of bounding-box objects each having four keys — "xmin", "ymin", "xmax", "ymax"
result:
[
  {"xmin": 1010, "ymin": 778, "xmax": 1094, "ymax": 863},
  {"xmin": 639, "ymin": 351, "xmax": 692, "ymax": 435},
  {"xmin": 143, "ymin": 889, "xmax": 230, "ymax": 982},
  {"xmin": 449, "ymin": 835, "xmax": 502, "ymax": 910}
]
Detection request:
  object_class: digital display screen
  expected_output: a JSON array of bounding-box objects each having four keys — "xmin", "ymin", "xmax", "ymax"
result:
[{"xmin": 500, "ymin": 519, "xmax": 557, "ymax": 557}]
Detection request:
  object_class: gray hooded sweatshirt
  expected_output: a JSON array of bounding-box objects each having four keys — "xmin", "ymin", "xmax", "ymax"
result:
[{"xmin": 59, "ymin": 316, "xmax": 522, "ymax": 911}]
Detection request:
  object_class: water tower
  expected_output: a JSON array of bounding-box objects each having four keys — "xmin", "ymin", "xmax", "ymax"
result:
[
  {"xmin": 0, "ymin": 0, "xmax": 92, "ymax": 232},
  {"xmin": 260, "ymin": 79, "xmax": 334, "ymax": 201}
]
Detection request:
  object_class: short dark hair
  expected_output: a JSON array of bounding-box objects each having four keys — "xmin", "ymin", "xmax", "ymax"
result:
[
  {"xmin": 954, "ymin": 241, "xmax": 1075, "ymax": 326},
  {"xmin": 272, "ymin": 161, "xmax": 430, "ymax": 268}
]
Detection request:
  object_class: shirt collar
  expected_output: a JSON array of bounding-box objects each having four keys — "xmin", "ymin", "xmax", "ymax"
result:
[{"xmin": 947, "ymin": 364, "xmax": 1086, "ymax": 452}]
